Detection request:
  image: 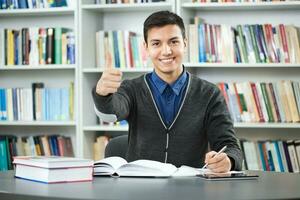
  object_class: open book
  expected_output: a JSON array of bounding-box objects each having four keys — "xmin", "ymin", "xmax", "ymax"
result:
[{"xmin": 93, "ymin": 157, "xmax": 244, "ymax": 177}]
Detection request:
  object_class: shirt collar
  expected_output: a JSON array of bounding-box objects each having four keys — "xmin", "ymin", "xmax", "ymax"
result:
[{"xmin": 150, "ymin": 68, "xmax": 187, "ymax": 96}]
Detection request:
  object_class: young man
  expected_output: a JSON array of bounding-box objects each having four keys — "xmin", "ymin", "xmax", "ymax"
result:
[{"xmin": 92, "ymin": 11, "xmax": 243, "ymax": 172}]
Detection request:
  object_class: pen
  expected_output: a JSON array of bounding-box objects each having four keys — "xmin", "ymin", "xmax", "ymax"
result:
[{"xmin": 201, "ymin": 145, "xmax": 227, "ymax": 169}]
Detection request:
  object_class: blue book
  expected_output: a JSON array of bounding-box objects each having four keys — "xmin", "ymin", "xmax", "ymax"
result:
[
  {"xmin": 12, "ymin": 88, "xmax": 18, "ymax": 120},
  {"xmin": 54, "ymin": 0, "xmax": 67, "ymax": 7},
  {"xmin": 48, "ymin": 136, "xmax": 55, "ymax": 155},
  {"xmin": 18, "ymin": 0, "xmax": 28, "ymax": 8},
  {"xmin": 60, "ymin": 88, "xmax": 69, "ymax": 120},
  {"xmin": 267, "ymin": 150, "xmax": 275, "ymax": 171},
  {"xmin": 257, "ymin": 142, "xmax": 267, "ymax": 171},
  {"xmin": 0, "ymin": 136, "xmax": 8, "ymax": 171},
  {"xmin": 51, "ymin": 136, "xmax": 59, "ymax": 156},
  {"xmin": 67, "ymin": 32, "xmax": 75, "ymax": 64},
  {"xmin": 274, "ymin": 141, "xmax": 284, "ymax": 172},
  {"xmin": 42, "ymin": 88, "xmax": 47, "ymax": 120},
  {"xmin": 0, "ymin": 89, "xmax": 3, "ymax": 120},
  {"xmin": 113, "ymin": 31, "xmax": 120, "ymax": 68},
  {"xmin": 53, "ymin": 89, "xmax": 60, "ymax": 120},
  {"xmin": 1, "ymin": 0, "xmax": 7, "ymax": 9},
  {"xmin": 198, "ymin": 24, "xmax": 206, "ymax": 62},
  {"xmin": 2, "ymin": 89, "xmax": 7, "ymax": 120}
]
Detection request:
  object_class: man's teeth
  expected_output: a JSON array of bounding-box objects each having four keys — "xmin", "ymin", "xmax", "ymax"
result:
[{"xmin": 160, "ymin": 58, "xmax": 174, "ymax": 63}]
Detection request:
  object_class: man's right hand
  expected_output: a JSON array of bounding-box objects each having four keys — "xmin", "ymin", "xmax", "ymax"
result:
[{"xmin": 96, "ymin": 53, "xmax": 122, "ymax": 96}]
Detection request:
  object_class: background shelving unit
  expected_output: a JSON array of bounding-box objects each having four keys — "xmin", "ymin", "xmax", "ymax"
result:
[
  {"xmin": 0, "ymin": 3, "xmax": 80, "ymax": 156},
  {"xmin": 178, "ymin": 0, "xmax": 300, "ymax": 142},
  {"xmin": 79, "ymin": 0, "xmax": 176, "ymax": 159},
  {"xmin": 1, "ymin": 0, "xmax": 300, "ymax": 163}
]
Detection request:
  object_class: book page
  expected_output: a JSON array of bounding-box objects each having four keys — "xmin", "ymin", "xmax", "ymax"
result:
[
  {"xmin": 117, "ymin": 160, "xmax": 177, "ymax": 177},
  {"xmin": 94, "ymin": 157, "xmax": 128, "ymax": 175}
]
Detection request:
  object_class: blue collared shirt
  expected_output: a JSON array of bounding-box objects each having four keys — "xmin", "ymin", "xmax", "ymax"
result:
[{"xmin": 146, "ymin": 70, "xmax": 189, "ymax": 127}]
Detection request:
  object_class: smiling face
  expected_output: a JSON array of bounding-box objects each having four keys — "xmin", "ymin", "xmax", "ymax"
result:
[{"xmin": 144, "ymin": 24, "xmax": 187, "ymax": 84}]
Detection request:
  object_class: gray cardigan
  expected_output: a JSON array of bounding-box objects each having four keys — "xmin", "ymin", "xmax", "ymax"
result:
[{"xmin": 92, "ymin": 72, "xmax": 243, "ymax": 170}]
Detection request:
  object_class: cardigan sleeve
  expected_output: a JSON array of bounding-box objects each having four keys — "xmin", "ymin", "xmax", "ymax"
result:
[
  {"xmin": 92, "ymin": 79, "xmax": 134, "ymax": 122},
  {"xmin": 204, "ymin": 86, "xmax": 243, "ymax": 171}
]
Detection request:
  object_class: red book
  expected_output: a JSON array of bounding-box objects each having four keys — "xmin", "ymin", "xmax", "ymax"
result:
[
  {"xmin": 250, "ymin": 83, "xmax": 265, "ymax": 122},
  {"xmin": 279, "ymin": 24, "xmax": 290, "ymax": 63},
  {"xmin": 209, "ymin": 24, "xmax": 216, "ymax": 62},
  {"xmin": 218, "ymin": 83, "xmax": 230, "ymax": 109}
]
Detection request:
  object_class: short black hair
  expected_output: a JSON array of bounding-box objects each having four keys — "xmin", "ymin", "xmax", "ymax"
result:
[{"xmin": 143, "ymin": 11, "xmax": 186, "ymax": 44}]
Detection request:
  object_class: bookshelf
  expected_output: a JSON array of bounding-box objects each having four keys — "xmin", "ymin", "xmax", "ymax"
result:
[
  {"xmin": 0, "ymin": 2, "xmax": 79, "ymax": 158},
  {"xmin": 79, "ymin": 0, "xmax": 176, "ymax": 159},
  {"xmin": 1, "ymin": 0, "xmax": 300, "ymax": 171},
  {"xmin": 177, "ymin": 1, "xmax": 300, "ymax": 144}
]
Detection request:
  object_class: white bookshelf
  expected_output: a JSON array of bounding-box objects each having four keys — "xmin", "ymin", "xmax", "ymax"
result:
[
  {"xmin": 81, "ymin": 2, "xmax": 173, "ymax": 12},
  {"xmin": 0, "ymin": 2, "xmax": 79, "ymax": 156},
  {"xmin": 181, "ymin": 1, "xmax": 300, "ymax": 10},
  {"xmin": 0, "ymin": 7, "xmax": 75, "ymax": 16},
  {"xmin": 178, "ymin": 0, "xmax": 300, "ymax": 141},
  {"xmin": 2, "ymin": 0, "xmax": 300, "ymax": 161},
  {"xmin": 0, "ymin": 64, "xmax": 76, "ymax": 70},
  {"xmin": 0, "ymin": 121, "xmax": 76, "ymax": 126},
  {"xmin": 79, "ymin": 0, "xmax": 176, "ymax": 159}
]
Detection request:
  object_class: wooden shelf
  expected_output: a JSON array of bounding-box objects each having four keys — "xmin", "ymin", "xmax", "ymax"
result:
[{"xmin": 182, "ymin": 2, "xmax": 300, "ymax": 11}]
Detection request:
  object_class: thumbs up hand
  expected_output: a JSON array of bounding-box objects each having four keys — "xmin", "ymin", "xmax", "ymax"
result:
[{"xmin": 96, "ymin": 52, "xmax": 123, "ymax": 96}]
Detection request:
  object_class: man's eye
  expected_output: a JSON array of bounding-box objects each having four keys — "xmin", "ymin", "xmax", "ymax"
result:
[
  {"xmin": 152, "ymin": 42, "xmax": 159, "ymax": 46},
  {"xmin": 171, "ymin": 40, "xmax": 179, "ymax": 44}
]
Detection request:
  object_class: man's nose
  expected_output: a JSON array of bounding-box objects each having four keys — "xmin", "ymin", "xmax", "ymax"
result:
[{"xmin": 162, "ymin": 44, "xmax": 172, "ymax": 55}]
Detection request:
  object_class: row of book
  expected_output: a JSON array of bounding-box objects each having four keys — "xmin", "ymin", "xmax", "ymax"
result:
[
  {"xmin": 191, "ymin": 0, "xmax": 296, "ymax": 3},
  {"xmin": 0, "ymin": 82, "xmax": 74, "ymax": 121},
  {"xmin": 96, "ymin": 30, "xmax": 150, "ymax": 69},
  {"xmin": 188, "ymin": 18, "xmax": 300, "ymax": 63},
  {"xmin": 241, "ymin": 139, "xmax": 300, "ymax": 173},
  {"xmin": 94, "ymin": 0, "xmax": 166, "ymax": 4},
  {"xmin": 0, "ymin": 0, "xmax": 73, "ymax": 9},
  {"xmin": 218, "ymin": 81, "xmax": 300, "ymax": 123},
  {"xmin": 0, "ymin": 134, "xmax": 74, "ymax": 171},
  {"xmin": 1, "ymin": 27, "xmax": 75, "ymax": 66}
]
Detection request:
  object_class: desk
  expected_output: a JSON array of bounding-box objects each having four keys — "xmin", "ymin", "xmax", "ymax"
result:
[{"xmin": 0, "ymin": 171, "xmax": 300, "ymax": 200}]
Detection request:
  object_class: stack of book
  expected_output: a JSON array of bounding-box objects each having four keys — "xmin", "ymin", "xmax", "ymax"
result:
[
  {"xmin": 241, "ymin": 139, "xmax": 300, "ymax": 173},
  {"xmin": 217, "ymin": 81, "xmax": 300, "ymax": 123},
  {"xmin": 94, "ymin": 0, "xmax": 166, "ymax": 4},
  {"xmin": 1, "ymin": 27, "xmax": 75, "ymax": 66},
  {"xmin": 13, "ymin": 156, "xmax": 93, "ymax": 183},
  {"xmin": 0, "ymin": 82, "xmax": 74, "ymax": 121},
  {"xmin": 0, "ymin": 134, "xmax": 74, "ymax": 171},
  {"xmin": 191, "ymin": 0, "xmax": 293, "ymax": 3},
  {"xmin": 0, "ymin": 0, "xmax": 74, "ymax": 9},
  {"xmin": 188, "ymin": 18, "xmax": 300, "ymax": 64},
  {"xmin": 95, "ymin": 30, "xmax": 150, "ymax": 69}
]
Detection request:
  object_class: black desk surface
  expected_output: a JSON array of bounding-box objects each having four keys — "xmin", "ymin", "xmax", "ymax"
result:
[{"xmin": 1, "ymin": 171, "xmax": 300, "ymax": 200}]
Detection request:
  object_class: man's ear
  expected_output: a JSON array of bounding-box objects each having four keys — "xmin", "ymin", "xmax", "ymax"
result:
[
  {"xmin": 144, "ymin": 41, "xmax": 148, "ymax": 48},
  {"xmin": 183, "ymin": 38, "xmax": 188, "ymax": 51}
]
